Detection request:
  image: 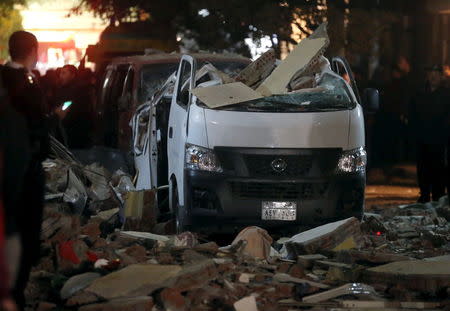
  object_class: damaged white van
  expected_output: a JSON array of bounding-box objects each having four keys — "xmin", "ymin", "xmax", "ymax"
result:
[{"xmin": 132, "ymin": 24, "xmax": 379, "ymax": 233}]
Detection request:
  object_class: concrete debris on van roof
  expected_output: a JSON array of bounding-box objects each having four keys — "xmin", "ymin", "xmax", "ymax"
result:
[
  {"xmin": 28, "ymin": 149, "xmax": 450, "ymax": 310},
  {"xmin": 190, "ymin": 22, "xmax": 331, "ymax": 108}
]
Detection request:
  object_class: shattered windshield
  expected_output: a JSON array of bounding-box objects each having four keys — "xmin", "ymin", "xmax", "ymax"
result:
[{"xmin": 210, "ymin": 73, "xmax": 355, "ymax": 112}]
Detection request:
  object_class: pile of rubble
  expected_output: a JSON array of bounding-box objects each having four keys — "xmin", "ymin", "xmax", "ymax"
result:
[{"xmin": 25, "ymin": 155, "xmax": 450, "ymax": 311}]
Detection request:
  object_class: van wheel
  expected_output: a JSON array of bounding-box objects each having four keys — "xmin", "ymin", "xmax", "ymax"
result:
[{"xmin": 170, "ymin": 183, "xmax": 188, "ymax": 234}]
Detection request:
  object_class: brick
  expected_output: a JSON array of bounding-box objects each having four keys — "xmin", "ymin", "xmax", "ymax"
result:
[
  {"xmin": 81, "ymin": 222, "xmax": 101, "ymax": 239},
  {"xmin": 160, "ymin": 288, "xmax": 186, "ymax": 311}
]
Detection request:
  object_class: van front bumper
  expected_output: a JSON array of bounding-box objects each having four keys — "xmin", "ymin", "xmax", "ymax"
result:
[{"xmin": 183, "ymin": 169, "xmax": 365, "ymax": 231}]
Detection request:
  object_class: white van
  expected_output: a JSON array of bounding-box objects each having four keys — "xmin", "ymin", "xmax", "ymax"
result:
[{"xmin": 132, "ymin": 51, "xmax": 379, "ymax": 233}]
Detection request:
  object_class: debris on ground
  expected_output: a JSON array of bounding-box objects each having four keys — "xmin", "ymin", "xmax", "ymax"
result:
[
  {"xmin": 27, "ymin": 23, "xmax": 449, "ymax": 310},
  {"xmin": 30, "ymin": 160, "xmax": 450, "ymax": 310}
]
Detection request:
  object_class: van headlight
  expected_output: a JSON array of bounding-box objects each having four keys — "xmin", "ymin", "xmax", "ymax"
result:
[
  {"xmin": 337, "ymin": 148, "xmax": 367, "ymax": 173},
  {"xmin": 185, "ymin": 144, "xmax": 223, "ymax": 173}
]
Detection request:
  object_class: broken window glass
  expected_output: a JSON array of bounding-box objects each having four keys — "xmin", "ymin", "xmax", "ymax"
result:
[
  {"xmin": 206, "ymin": 73, "xmax": 355, "ymax": 112},
  {"xmin": 139, "ymin": 63, "xmax": 179, "ymax": 103}
]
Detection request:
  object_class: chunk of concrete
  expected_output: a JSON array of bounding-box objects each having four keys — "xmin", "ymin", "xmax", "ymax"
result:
[
  {"xmin": 235, "ymin": 49, "xmax": 276, "ymax": 87},
  {"xmin": 273, "ymin": 273, "xmax": 329, "ymax": 289},
  {"xmin": 86, "ymin": 264, "xmax": 182, "ymax": 299},
  {"xmin": 256, "ymin": 23, "xmax": 329, "ymax": 96},
  {"xmin": 191, "ymin": 82, "xmax": 263, "ymax": 109},
  {"xmin": 118, "ymin": 231, "xmax": 169, "ymax": 242},
  {"xmin": 423, "ymin": 254, "xmax": 450, "ymax": 262},
  {"xmin": 363, "ymin": 261, "xmax": 450, "ymax": 294},
  {"xmin": 171, "ymin": 259, "xmax": 218, "ymax": 292},
  {"xmin": 234, "ymin": 296, "xmax": 258, "ymax": 311},
  {"xmin": 94, "ymin": 208, "xmax": 119, "ymax": 221},
  {"xmin": 303, "ymin": 283, "xmax": 380, "ymax": 303},
  {"xmin": 297, "ymin": 254, "xmax": 328, "ymax": 269},
  {"xmin": 60, "ymin": 272, "xmax": 101, "ymax": 300},
  {"xmin": 338, "ymin": 250, "xmax": 414, "ymax": 264},
  {"xmin": 231, "ymin": 226, "xmax": 273, "ymax": 260},
  {"xmin": 284, "ymin": 217, "xmax": 362, "ymax": 258}
]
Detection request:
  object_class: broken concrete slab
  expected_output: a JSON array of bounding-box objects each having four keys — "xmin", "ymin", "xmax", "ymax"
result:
[
  {"xmin": 93, "ymin": 208, "xmax": 119, "ymax": 221},
  {"xmin": 231, "ymin": 226, "xmax": 273, "ymax": 260},
  {"xmin": 283, "ymin": 217, "xmax": 362, "ymax": 258},
  {"xmin": 315, "ymin": 260, "xmax": 353, "ymax": 270},
  {"xmin": 191, "ymin": 82, "xmax": 263, "ymax": 109},
  {"xmin": 423, "ymin": 254, "xmax": 450, "ymax": 261},
  {"xmin": 85, "ymin": 264, "xmax": 182, "ymax": 299},
  {"xmin": 234, "ymin": 296, "xmax": 258, "ymax": 311},
  {"xmin": 78, "ymin": 296, "xmax": 154, "ymax": 311},
  {"xmin": 118, "ymin": 231, "xmax": 169, "ymax": 243},
  {"xmin": 171, "ymin": 259, "xmax": 218, "ymax": 292},
  {"xmin": 336, "ymin": 250, "xmax": 414, "ymax": 264},
  {"xmin": 235, "ymin": 49, "xmax": 276, "ymax": 87},
  {"xmin": 273, "ymin": 273, "xmax": 329, "ymax": 289},
  {"xmin": 60, "ymin": 272, "xmax": 101, "ymax": 300},
  {"xmin": 363, "ymin": 261, "xmax": 450, "ymax": 294},
  {"xmin": 297, "ymin": 254, "xmax": 328, "ymax": 269},
  {"xmin": 256, "ymin": 23, "xmax": 329, "ymax": 96},
  {"xmin": 66, "ymin": 291, "xmax": 100, "ymax": 307},
  {"xmin": 302, "ymin": 283, "xmax": 380, "ymax": 303}
]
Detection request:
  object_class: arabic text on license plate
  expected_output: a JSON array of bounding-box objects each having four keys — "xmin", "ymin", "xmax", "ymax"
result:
[{"xmin": 262, "ymin": 201, "xmax": 297, "ymax": 221}]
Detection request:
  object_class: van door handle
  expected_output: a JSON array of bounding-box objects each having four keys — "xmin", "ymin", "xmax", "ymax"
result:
[{"xmin": 169, "ymin": 127, "xmax": 173, "ymax": 138}]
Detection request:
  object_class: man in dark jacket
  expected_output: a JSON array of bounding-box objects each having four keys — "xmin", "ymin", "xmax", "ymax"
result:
[
  {"xmin": 410, "ymin": 65, "xmax": 450, "ymax": 203},
  {"xmin": 0, "ymin": 67, "xmax": 24, "ymax": 311},
  {"xmin": 0, "ymin": 31, "xmax": 49, "ymax": 309}
]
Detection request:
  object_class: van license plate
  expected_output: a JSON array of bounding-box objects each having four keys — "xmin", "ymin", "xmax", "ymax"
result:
[{"xmin": 262, "ymin": 201, "xmax": 297, "ymax": 221}]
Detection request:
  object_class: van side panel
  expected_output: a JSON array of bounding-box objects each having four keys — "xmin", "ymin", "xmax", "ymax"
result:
[
  {"xmin": 347, "ymin": 105, "xmax": 365, "ymax": 150},
  {"xmin": 186, "ymin": 103, "xmax": 209, "ymax": 147}
]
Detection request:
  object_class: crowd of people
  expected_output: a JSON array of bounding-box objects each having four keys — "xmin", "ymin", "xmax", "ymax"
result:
[
  {"xmin": 0, "ymin": 30, "xmax": 449, "ymax": 310},
  {"xmin": 0, "ymin": 31, "xmax": 96, "ymax": 310},
  {"xmin": 368, "ymin": 57, "xmax": 450, "ymax": 203}
]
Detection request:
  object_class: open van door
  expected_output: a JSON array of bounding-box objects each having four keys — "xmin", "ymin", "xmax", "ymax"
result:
[
  {"xmin": 331, "ymin": 56, "xmax": 362, "ymax": 104},
  {"xmin": 132, "ymin": 103, "xmax": 154, "ymax": 190},
  {"xmin": 133, "ymin": 73, "xmax": 177, "ymax": 191}
]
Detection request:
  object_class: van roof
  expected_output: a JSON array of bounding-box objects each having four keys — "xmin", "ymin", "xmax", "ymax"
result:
[{"xmin": 109, "ymin": 52, "xmax": 251, "ymax": 66}]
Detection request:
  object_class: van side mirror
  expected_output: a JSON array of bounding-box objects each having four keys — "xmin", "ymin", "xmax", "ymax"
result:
[
  {"xmin": 118, "ymin": 93, "xmax": 132, "ymax": 112},
  {"xmin": 362, "ymin": 88, "xmax": 379, "ymax": 112}
]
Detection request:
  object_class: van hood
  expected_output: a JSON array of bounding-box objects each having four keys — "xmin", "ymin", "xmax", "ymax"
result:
[{"xmin": 204, "ymin": 110, "xmax": 350, "ymax": 149}]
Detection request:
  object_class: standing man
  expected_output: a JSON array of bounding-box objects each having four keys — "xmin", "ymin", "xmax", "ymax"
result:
[
  {"xmin": 0, "ymin": 31, "xmax": 49, "ymax": 309},
  {"xmin": 410, "ymin": 65, "xmax": 450, "ymax": 203}
]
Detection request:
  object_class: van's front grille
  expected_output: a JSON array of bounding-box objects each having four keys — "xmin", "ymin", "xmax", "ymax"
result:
[
  {"xmin": 215, "ymin": 147, "xmax": 341, "ymax": 178},
  {"xmin": 244, "ymin": 155, "xmax": 313, "ymax": 177},
  {"xmin": 230, "ymin": 181, "xmax": 329, "ymax": 200}
]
